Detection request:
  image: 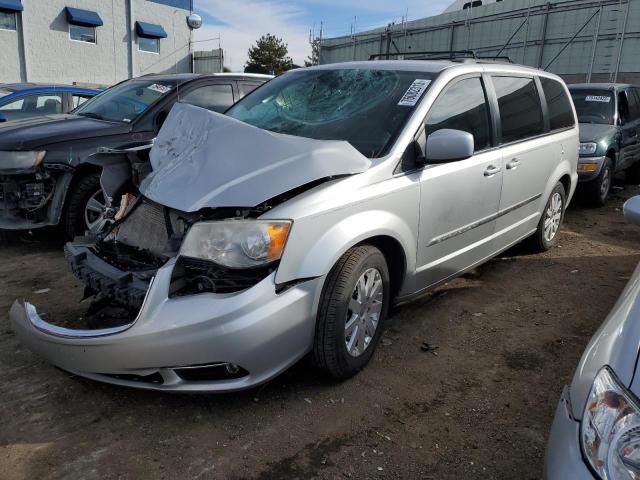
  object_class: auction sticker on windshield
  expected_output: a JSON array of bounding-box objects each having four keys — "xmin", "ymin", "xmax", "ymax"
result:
[
  {"xmin": 148, "ymin": 84, "xmax": 172, "ymax": 94},
  {"xmin": 398, "ymin": 79, "xmax": 431, "ymax": 107},
  {"xmin": 586, "ymin": 95, "xmax": 611, "ymax": 103}
]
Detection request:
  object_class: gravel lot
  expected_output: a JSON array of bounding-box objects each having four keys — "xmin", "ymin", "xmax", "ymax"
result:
[{"xmin": 1, "ymin": 186, "xmax": 640, "ymax": 480}]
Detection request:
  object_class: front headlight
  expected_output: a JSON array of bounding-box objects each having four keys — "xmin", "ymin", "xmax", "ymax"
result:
[
  {"xmin": 580, "ymin": 143, "xmax": 598, "ymax": 155},
  {"xmin": 581, "ymin": 367, "xmax": 640, "ymax": 479},
  {"xmin": 0, "ymin": 150, "xmax": 46, "ymax": 172},
  {"xmin": 180, "ymin": 220, "xmax": 292, "ymax": 269}
]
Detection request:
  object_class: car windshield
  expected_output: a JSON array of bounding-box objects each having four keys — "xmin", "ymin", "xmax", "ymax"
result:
[
  {"xmin": 570, "ymin": 89, "xmax": 615, "ymax": 125},
  {"xmin": 0, "ymin": 88, "xmax": 13, "ymax": 100},
  {"xmin": 226, "ymin": 69, "xmax": 435, "ymax": 158},
  {"xmin": 74, "ymin": 79, "xmax": 176, "ymax": 123}
]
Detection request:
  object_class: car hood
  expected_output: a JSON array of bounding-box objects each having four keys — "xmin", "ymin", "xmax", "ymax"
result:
[
  {"xmin": 578, "ymin": 123, "xmax": 618, "ymax": 143},
  {"xmin": 0, "ymin": 114, "xmax": 129, "ymax": 150},
  {"xmin": 140, "ymin": 103, "xmax": 372, "ymax": 212},
  {"xmin": 570, "ymin": 259, "xmax": 640, "ymax": 418}
]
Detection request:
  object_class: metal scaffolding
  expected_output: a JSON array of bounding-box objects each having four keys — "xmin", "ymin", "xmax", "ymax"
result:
[{"xmin": 317, "ymin": 0, "xmax": 639, "ymax": 83}]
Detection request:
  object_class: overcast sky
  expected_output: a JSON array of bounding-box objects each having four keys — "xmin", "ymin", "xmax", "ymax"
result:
[{"xmin": 193, "ymin": 1, "xmax": 453, "ymax": 71}]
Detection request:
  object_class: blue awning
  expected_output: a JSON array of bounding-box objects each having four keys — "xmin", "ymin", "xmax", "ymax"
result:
[
  {"xmin": 136, "ymin": 21, "xmax": 167, "ymax": 39},
  {"xmin": 65, "ymin": 7, "xmax": 103, "ymax": 27},
  {"xmin": 0, "ymin": 0, "xmax": 23, "ymax": 12}
]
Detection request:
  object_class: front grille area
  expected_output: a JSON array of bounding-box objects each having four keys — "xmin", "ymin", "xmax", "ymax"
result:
[
  {"xmin": 112, "ymin": 200, "xmax": 172, "ymax": 256},
  {"xmin": 170, "ymin": 257, "xmax": 275, "ymax": 296}
]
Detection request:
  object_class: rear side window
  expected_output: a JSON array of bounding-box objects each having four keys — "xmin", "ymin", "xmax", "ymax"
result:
[
  {"xmin": 181, "ymin": 84, "xmax": 234, "ymax": 113},
  {"xmin": 72, "ymin": 94, "xmax": 91, "ymax": 108},
  {"xmin": 425, "ymin": 77, "xmax": 491, "ymax": 152},
  {"xmin": 493, "ymin": 76, "xmax": 544, "ymax": 143},
  {"xmin": 540, "ymin": 77, "xmax": 575, "ymax": 130},
  {"xmin": 240, "ymin": 82, "xmax": 261, "ymax": 96}
]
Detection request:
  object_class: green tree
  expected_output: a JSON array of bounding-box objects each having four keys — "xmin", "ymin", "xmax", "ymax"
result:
[
  {"xmin": 245, "ymin": 34, "xmax": 292, "ymax": 75},
  {"xmin": 305, "ymin": 39, "xmax": 320, "ymax": 67}
]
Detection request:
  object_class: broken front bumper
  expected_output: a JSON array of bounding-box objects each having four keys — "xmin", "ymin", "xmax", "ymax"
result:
[{"xmin": 10, "ymin": 257, "xmax": 323, "ymax": 392}]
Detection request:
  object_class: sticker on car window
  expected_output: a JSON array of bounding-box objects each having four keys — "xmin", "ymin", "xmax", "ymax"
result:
[
  {"xmin": 585, "ymin": 95, "xmax": 611, "ymax": 103},
  {"xmin": 147, "ymin": 84, "xmax": 171, "ymax": 94},
  {"xmin": 398, "ymin": 79, "xmax": 431, "ymax": 107}
]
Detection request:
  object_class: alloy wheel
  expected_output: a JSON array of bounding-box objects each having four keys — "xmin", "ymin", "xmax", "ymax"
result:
[
  {"xmin": 84, "ymin": 189, "xmax": 109, "ymax": 233},
  {"xmin": 600, "ymin": 166, "xmax": 612, "ymax": 201},
  {"xmin": 543, "ymin": 192, "xmax": 563, "ymax": 243},
  {"xmin": 344, "ymin": 268, "xmax": 384, "ymax": 358}
]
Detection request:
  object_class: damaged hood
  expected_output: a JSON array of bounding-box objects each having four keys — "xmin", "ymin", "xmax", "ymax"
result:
[{"xmin": 140, "ymin": 103, "xmax": 371, "ymax": 212}]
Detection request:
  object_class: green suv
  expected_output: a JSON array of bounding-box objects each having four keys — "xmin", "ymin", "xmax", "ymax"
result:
[{"xmin": 569, "ymin": 83, "xmax": 640, "ymax": 206}]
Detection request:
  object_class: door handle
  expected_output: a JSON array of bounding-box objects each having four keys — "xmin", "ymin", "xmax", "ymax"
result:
[
  {"xmin": 484, "ymin": 165, "xmax": 502, "ymax": 177},
  {"xmin": 506, "ymin": 158, "xmax": 521, "ymax": 170}
]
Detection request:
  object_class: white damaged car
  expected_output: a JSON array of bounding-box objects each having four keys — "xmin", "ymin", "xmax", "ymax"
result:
[{"xmin": 11, "ymin": 61, "xmax": 578, "ymax": 392}]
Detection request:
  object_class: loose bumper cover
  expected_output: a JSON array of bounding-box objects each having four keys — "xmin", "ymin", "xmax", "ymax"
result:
[{"xmin": 10, "ymin": 253, "xmax": 323, "ymax": 392}]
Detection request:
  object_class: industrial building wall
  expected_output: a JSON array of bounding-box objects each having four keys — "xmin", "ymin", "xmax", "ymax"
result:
[
  {"xmin": 0, "ymin": 0, "xmax": 192, "ymax": 86},
  {"xmin": 319, "ymin": 0, "xmax": 640, "ymax": 84}
]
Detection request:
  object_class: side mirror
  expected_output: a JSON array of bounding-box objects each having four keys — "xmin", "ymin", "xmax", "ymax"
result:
[
  {"xmin": 0, "ymin": 113, "xmax": 7, "ymax": 123},
  {"xmin": 426, "ymin": 129, "xmax": 474, "ymax": 163},
  {"xmin": 624, "ymin": 196, "xmax": 640, "ymax": 226}
]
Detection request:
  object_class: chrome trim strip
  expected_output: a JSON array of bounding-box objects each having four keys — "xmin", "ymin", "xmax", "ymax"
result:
[
  {"xmin": 25, "ymin": 276, "xmax": 155, "ymax": 339},
  {"xmin": 426, "ymin": 193, "xmax": 543, "ymax": 247}
]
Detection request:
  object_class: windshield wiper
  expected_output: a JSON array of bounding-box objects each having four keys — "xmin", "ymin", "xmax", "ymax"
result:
[{"xmin": 77, "ymin": 112, "xmax": 104, "ymax": 120}]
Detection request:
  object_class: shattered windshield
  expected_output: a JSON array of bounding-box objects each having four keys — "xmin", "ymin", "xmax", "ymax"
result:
[
  {"xmin": 226, "ymin": 69, "xmax": 435, "ymax": 158},
  {"xmin": 570, "ymin": 90, "xmax": 615, "ymax": 125},
  {"xmin": 74, "ymin": 79, "xmax": 176, "ymax": 123}
]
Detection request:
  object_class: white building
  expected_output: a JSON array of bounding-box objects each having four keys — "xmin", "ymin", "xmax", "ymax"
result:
[{"xmin": 0, "ymin": 0, "xmax": 195, "ymax": 86}]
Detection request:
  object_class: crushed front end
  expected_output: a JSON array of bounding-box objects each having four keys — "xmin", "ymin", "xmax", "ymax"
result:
[
  {"xmin": 10, "ymin": 196, "xmax": 322, "ymax": 392},
  {"xmin": 0, "ymin": 151, "xmax": 72, "ymax": 229}
]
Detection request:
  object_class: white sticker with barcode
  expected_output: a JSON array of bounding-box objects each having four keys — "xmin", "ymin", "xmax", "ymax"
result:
[
  {"xmin": 398, "ymin": 79, "xmax": 431, "ymax": 107},
  {"xmin": 585, "ymin": 95, "xmax": 611, "ymax": 103},
  {"xmin": 147, "ymin": 84, "xmax": 171, "ymax": 94}
]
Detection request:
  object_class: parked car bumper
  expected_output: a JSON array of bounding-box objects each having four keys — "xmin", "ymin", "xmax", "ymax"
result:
[
  {"xmin": 544, "ymin": 386, "xmax": 594, "ymax": 479},
  {"xmin": 10, "ymin": 258, "xmax": 323, "ymax": 392},
  {"xmin": 577, "ymin": 156, "xmax": 606, "ymax": 183}
]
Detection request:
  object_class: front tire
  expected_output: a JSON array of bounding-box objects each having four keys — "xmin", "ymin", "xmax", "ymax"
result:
[
  {"xmin": 528, "ymin": 182, "xmax": 566, "ymax": 253},
  {"xmin": 63, "ymin": 173, "xmax": 104, "ymax": 240},
  {"xmin": 313, "ymin": 245, "xmax": 390, "ymax": 380},
  {"xmin": 583, "ymin": 157, "xmax": 613, "ymax": 207}
]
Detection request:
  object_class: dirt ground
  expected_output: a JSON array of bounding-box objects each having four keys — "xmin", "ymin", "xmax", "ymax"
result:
[{"xmin": 1, "ymin": 186, "xmax": 640, "ymax": 480}]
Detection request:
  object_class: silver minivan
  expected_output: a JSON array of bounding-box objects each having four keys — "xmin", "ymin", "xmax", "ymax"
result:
[{"xmin": 11, "ymin": 60, "xmax": 579, "ymax": 392}]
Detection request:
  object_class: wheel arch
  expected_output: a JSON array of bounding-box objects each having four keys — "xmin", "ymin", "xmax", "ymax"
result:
[{"xmin": 275, "ymin": 210, "xmax": 416, "ymax": 301}]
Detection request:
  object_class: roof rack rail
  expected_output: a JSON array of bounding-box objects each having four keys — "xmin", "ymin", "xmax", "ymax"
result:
[
  {"xmin": 369, "ymin": 50, "xmax": 478, "ymax": 61},
  {"xmin": 369, "ymin": 50, "xmax": 514, "ymax": 64}
]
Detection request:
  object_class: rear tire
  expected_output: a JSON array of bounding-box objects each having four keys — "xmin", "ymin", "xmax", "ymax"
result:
[
  {"xmin": 583, "ymin": 157, "xmax": 613, "ymax": 207},
  {"xmin": 313, "ymin": 245, "xmax": 390, "ymax": 380},
  {"xmin": 527, "ymin": 182, "xmax": 566, "ymax": 253},
  {"xmin": 63, "ymin": 173, "xmax": 102, "ymax": 240}
]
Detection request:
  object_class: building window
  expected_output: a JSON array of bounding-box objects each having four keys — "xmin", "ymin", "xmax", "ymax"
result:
[
  {"xmin": 70, "ymin": 24, "xmax": 96, "ymax": 43},
  {"xmin": 463, "ymin": 1, "xmax": 483, "ymax": 9},
  {"xmin": 139, "ymin": 36, "xmax": 160, "ymax": 53},
  {"xmin": 0, "ymin": 11, "xmax": 17, "ymax": 31}
]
